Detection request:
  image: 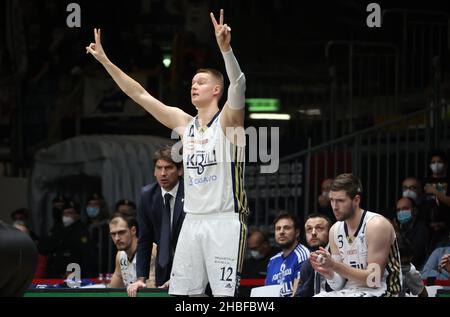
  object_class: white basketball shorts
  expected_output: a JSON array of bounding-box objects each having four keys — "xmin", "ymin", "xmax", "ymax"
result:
[{"xmin": 169, "ymin": 212, "xmax": 247, "ymax": 296}]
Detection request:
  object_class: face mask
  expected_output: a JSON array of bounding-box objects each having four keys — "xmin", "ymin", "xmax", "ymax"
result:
[
  {"xmin": 62, "ymin": 216, "xmax": 74, "ymax": 227},
  {"xmin": 86, "ymin": 207, "xmax": 100, "ymax": 218},
  {"xmin": 250, "ymin": 250, "xmax": 264, "ymax": 260},
  {"xmin": 397, "ymin": 210, "xmax": 412, "ymax": 224},
  {"xmin": 430, "ymin": 162, "xmax": 445, "ymax": 174},
  {"xmin": 321, "ymin": 191, "xmax": 329, "ymax": 197},
  {"xmin": 402, "ymin": 190, "xmax": 418, "ymax": 201}
]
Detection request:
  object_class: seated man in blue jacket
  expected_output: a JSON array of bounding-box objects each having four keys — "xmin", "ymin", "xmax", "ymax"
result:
[{"xmin": 265, "ymin": 212, "xmax": 310, "ymax": 297}]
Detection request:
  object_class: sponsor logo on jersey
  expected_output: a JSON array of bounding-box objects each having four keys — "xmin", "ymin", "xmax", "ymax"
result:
[
  {"xmin": 186, "ymin": 138, "xmax": 210, "ymax": 150},
  {"xmin": 347, "ymin": 249, "xmax": 358, "ymax": 255},
  {"xmin": 186, "ymin": 150, "xmax": 217, "ymax": 174},
  {"xmin": 188, "ymin": 175, "xmax": 218, "ymax": 186},
  {"xmin": 280, "ymin": 281, "xmax": 294, "ymax": 297},
  {"xmin": 271, "ymin": 268, "xmax": 292, "ymax": 282}
]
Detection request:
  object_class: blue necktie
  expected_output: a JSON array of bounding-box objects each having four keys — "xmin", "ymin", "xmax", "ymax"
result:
[{"xmin": 158, "ymin": 193, "xmax": 172, "ymax": 268}]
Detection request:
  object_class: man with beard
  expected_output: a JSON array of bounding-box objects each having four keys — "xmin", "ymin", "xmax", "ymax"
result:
[
  {"xmin": 296, "ymin": 214, "xmax": 332, "ymax": 296},
  {"xmin": 108, "ymin": 213, "xmax": 138, "ymax": 288},
  {"xmin": 265, "ymin": 212, "xmax": 310, "ymax": 297},
  {"xmin": 311, "ymin": 174, "xmax": 402, "ymax": 297}
]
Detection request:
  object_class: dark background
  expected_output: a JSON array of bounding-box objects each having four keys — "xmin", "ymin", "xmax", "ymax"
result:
[{"xmin": 2, "ymin": 0, "xmax": 450, "ymax": 227}]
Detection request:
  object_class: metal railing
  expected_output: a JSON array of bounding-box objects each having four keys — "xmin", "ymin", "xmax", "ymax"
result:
[
  {"xmin": 246, "ymin": 100, "xmax": 450, "ymax": 228},
  {"xmin": 382, "ymin": 9, "xmax": 448, "ymax": 93},
  {"xmin": 325, "ymin": 41, "xmax": 399, "ymax": 138}
]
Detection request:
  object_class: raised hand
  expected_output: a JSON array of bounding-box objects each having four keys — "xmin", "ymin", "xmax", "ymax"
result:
[
  {"xmin": 310, "ymin": 247, "xmax": 334, "ymax": 279},
  {"xmin": 86, "ymin": 28, "xmax": 108, "ymax": 64},
  {"xmin": 210, "ymin": 9, "xmax": 231, "ymax": 52}
]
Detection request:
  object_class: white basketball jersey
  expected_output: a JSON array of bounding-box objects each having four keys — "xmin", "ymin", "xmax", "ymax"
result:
[
  {"xmin": 182, "ymin": 112, "xmax": 248, "ymax": 216},
  {"xmin": 334, "ymin": 210, "xmax": 401, "ymax": 296},
  {"xmin": 119, "ymin": 251, "xmax": 137, "ymax": 287}
]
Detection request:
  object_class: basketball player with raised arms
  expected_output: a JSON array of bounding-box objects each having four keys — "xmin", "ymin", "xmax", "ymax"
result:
[
  {"xmin": 310, "ymin": 174, "xmax": 402, "ymax": 297},
  {"xmin": 86, "ymin": 9, "xmax": 248, "ymax": 296}
]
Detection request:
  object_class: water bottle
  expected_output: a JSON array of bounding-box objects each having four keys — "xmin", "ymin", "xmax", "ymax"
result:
[
  {"xmin": 106, "ymin": 273, "xmax": 113, "ymax": 285},
  {"xmin": 98, "ymin": 273, "xmax": 104, "ymax": 285}
]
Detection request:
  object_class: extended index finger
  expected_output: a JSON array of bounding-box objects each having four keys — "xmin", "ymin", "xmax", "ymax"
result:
[
  {"xmin": 219, "ymin": 9, "xmax": 224, "ymax": 25},
  {"xmin": 210, "ymin": 12, "xmax": 219, "ymax": 27}
]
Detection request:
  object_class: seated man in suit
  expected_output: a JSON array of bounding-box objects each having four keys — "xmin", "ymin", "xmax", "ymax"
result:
[
  {"xmin": 297, "ymin": 213, "xmax": 332, "ymax": 297},
  {"xmin": 127, "ymin": 145, "xmax": 185, "ymax": 296}
]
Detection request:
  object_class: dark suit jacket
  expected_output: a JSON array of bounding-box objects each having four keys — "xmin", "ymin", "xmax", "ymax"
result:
[
  {"xmin": 296, "ymin": 254, "xmax": 332, "ymax": 297},
  {"xmin": 136, "ymin": 180, "xmax": 185, "ymax": 286}
]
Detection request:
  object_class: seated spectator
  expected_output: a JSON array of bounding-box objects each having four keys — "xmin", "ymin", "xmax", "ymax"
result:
[
  {"xmin": 395, "ymin": 197, "xmax": 429, "ymax": 269},
  {"xmin": 397, "ymin": 234, "xmax": 427, "ymax": 297},
  {"xmin": 317, "ymin": 178, "xmax": 336, "ymax": 223},
  {"xmin": 423, "ymin": 149, "xmax": 450, "ymax": 250},
  {"xmin": 265, "ymin": 212, "xmax": 309, "ymax": 297},
  {"xmin": 10, "ymin": 208, "xmax": 29, "ymax": 223},
  {"xmin": 10, "ymin": 208, "xmax": 40, "ymax": 243},
  {"xmin": 115, "ymin": 199, "xmax": 137, "ymax": 216},
  {"xmin": 85, "ymin": 193, "xmax": 114, "ymax": 275},
  {"xmin": 402, "ymin": 177, "xmax": 422, "ymax": 202},
  {"xmin": 240, "ymin": 228, "xmax": 277, "ymax": 297},
  {"xmin": 51, "ymin": 194, "xmax": 68, "ymax": 227},
  {"xmin": 297, "ymin": 213, "xmax": 332, "ymax": 297},
  {"xmin": 13, "ymin": 222, "xmax": 47, "ymax": 279},
  {"xmin": 401, "ymin": 177, "xmax": 428, "ymax": 222},
  {"xmin": 421, "ymin": 242, "xmax": 450, "ymax": 280},
  {"xmin": 39, "ymin": 200, "xmax": 93, "ymax": 278}
]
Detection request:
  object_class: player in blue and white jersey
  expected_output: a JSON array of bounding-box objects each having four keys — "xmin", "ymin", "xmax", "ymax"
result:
[{"xmin": 265, "ymin": 212, "xmax": 309, "ymax": 297}]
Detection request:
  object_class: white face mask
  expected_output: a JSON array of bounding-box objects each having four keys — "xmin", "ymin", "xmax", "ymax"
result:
[
  {"xmin": 250, "ymin": 250, "xmax": 264, "ymax": 260},
  {"xmin": 62, "ymin": 216, "xmax": 74, "ymax": 227},
  {"xmin": 430, "ymin": 162, "xmax": 445, "ymax": 174},
  {"xmin": 402, "ymin": 190, "xmax": 418, "ymax": 201}
]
